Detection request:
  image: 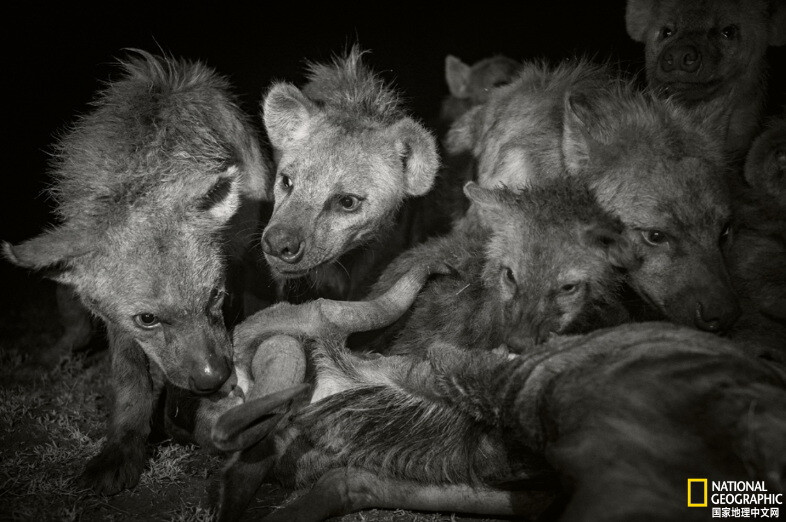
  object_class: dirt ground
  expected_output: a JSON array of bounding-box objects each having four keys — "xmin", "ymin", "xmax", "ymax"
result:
[{"xmin": 0, "ymin": 265, "xmax": 507, "ymax": 522}]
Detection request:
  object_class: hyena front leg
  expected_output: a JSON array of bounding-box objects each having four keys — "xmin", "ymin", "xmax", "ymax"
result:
[{"xmin": 79, "ymin": 326, "xmax": 159, "ymax": 495}]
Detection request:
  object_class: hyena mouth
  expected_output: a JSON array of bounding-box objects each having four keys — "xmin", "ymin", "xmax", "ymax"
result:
[
  {"xmin": 662, "ymin": 80, "xmax": 723, "ymax": 102},
  {"xmin": 270, "ymin": 250, "xmax": 346, "ymax": 279},
  {"xmin": 275, "ymin": 266, "xmax": 316, "ymax": 278}
]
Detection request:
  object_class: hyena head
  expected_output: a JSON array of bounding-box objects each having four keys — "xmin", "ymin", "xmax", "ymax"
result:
[
  {"xmin": 744, "ymin": 116, "xmax": 786, "ymax": 201},
  {"xmin": 465, "ymin": 180, "xmax": 638, "ymax": 351},
  {"xmin": 444, "ymin": 54, "xmax": 520, "ymax": 105},
  {"xmin": 562, "ymin": 90, "xmax": 740, "ymax": 333},
  {"xmin": 260, "ymin": 47, "xmax": 439, "ymax": 279},
  {"xmin": 3, "ymin": 51, "xmax": 271, "ymax": 394},
  {"xmin": 625, "ymin": 0, "xmax": 786, "ymax": 103}
]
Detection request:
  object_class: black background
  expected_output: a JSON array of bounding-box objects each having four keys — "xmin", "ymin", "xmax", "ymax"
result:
[{"xmin": 3, "ymin": 2, "xmax": 784, "ymax": 245}]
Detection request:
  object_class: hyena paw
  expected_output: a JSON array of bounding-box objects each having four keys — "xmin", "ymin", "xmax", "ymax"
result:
[{"xmin": 78, "ymin": 440, "xmax": 146, "ymax": 495}]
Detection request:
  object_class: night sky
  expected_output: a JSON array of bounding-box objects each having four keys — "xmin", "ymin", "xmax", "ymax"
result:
[{"xmin": 4, "ymin": 2, "xmax": 785, "ymax": 247}]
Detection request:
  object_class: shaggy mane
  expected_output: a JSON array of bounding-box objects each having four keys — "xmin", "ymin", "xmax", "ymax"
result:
[{"xmin": 302, "ymin": 45, "xmax": 403, "ymax": 125}]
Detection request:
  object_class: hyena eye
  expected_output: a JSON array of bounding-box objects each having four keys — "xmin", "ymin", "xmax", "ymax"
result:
[
  {"xmin": 642, "ymin": 230, "xmax": 669, "ymax": 246},
  {"xmin": 501, "ymin": 266, "xmax": 517, "ymax": 288},
  {"xmin": 280, "ymin": 174, "xmax": 293, "ymax": 191},
  {"xmin": 560, "ymin": 283, "xmax": 580, "ymax": 295},
  {"xmin": 209, "ymin": 288, "xmax": 226, "ymax": 308},
  {"xmin": 336, "ymin": 194, "xmax": 362, "ymax": 212},
  {"xmin": 133, "ymin": 313, "xmax": 161, "ymax": 329},
  {"xmin": 720, "ymin": 25, "xmax": 738, "ymax": 39},
  {"xmin": 660, "ymin": 26, "xmax": 674, "ymax": 38}
]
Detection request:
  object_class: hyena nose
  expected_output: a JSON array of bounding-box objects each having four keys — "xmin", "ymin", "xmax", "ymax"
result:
[
  {"xmin": 661, "ymin": 44, "xmax": 701, "ymax": 74},
  {"xmin": 189, "ymin": 354, "xmax": 231, "ymax": 395},
  {"xmin": 693, "ymin": 299, "xmax": 740, "ymax": 334},
  {"xmin": 262, "ymin": 226, "xmax": 305, "ymax": 264},
  {"xmin": 694, "ymin": 302, "xmax": 721, "ymax": 332}
]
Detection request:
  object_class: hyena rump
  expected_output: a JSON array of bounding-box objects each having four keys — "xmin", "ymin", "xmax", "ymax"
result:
[
  {"xmin": 260, "ymin": 46, "xmax": 444, "ymax": 302},
  {"xmin": 3, "ymin": 51, "xmax": 272, "ymax": 494},
  {"xmin": 625, "ymin": 0, "xmax": 786, "ymax": 159},
  {"xmin": 448, "ymin": 58, "xmax": 740, "ymax": 333},
  {"xmin": 367, "ymin": 178, "xmax": 638, "ymax": 356}
]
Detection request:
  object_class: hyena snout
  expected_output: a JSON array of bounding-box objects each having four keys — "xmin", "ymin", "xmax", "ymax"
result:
[
  {"xmin": 262, "ymin": 225, "xmax": 305, "ymax": 264},
  {"xmin": 693, "ymin": 292, "xmax": 741, "ymax": 333},
  {"xmin": 660, "ymin": 43, "xmax": 702, "ymax": 74},
  {"xmin": 505, "ymin": 315, "xmax": 553, "ymax": 351},
  {"xmin": 188, "ymin": 351, "xmax": 231, "ymax": 395}
]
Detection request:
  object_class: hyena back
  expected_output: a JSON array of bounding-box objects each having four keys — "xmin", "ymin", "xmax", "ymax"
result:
[
  {"xmin": 260, "ymin": 46, "xmax": 442, "ymax": 302},
  {"xmin": 448, "ymin": 58, "xmax": 740, "ymax": 333},
  {"xmin": 3, "ymin": 50, "xmax": 272, "ymax": 494}
]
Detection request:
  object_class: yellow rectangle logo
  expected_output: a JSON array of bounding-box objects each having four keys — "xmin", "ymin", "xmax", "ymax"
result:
[{"xmin": 687, "ymin": 478, "xmax": 708, "ymax": 507}]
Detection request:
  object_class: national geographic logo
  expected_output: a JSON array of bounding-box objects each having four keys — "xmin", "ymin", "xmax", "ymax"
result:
[
  {"xmin": 688, "ymin": 479, "xmax": 782, "ymax": 519},
  {"xmin": 688, "ymin": 478, "xmax": 708, "ymax": 507}
]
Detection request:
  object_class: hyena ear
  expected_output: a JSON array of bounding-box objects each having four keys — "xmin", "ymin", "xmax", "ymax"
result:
[
  {"xmin": 197, "ymin": 167, "xmax": 241, "ymax": 224},
  {"xmin": 388, "ymin": 117, "xmax": 440, "ymax": 196},
  {"xmin": 744, "ymin": 124, "xmax": 786, "ymax": 193},
  {"xmin": 445, "ymin": 55, "xmax": 471, "ymax": 98},
  {"xmin": 583, "ymin": 224, "xmax": 641, "ymax": 271},
  {"xmin": 768, "ymin": 1, "xmax": 786, "ymax": 46},
  {"xmin": 445, "ymin": 105, "xmax": 483, "ymax": 155},
  {"xmin": 562, "ymin": 93, "xmax": 605, "ymax": 175},
  {"xmin": 625, "ymin": 0, "xmax": 654, "ymax": 42},
  {"xmin": 262, "ymin": 82, "xmax": 316, "ymax": 151},
  {"xmin": 463, "ymin": 181, "xmax": 509, "ymax": 226},
  {"xmin": 3, "ymin": 226, "xmax": 93, "ymax": 283}
]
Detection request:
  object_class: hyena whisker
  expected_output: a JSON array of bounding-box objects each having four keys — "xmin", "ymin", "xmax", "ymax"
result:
[{"xmin": 334, "ymin": 260, "xmax": 352, "ymax": 285}]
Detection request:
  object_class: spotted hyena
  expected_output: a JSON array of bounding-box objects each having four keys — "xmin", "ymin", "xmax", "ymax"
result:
[
  {"xmin": 3, "ymin": 50, "xmax": 272, "ymax": 494},
  {"xmin": 260, "ymin": 46, "xmax": 446, "ymax": 303},
  {"xmin": 365, "ymin": 178, "xmax": 638, "ymax": 356},
  {"xmin": 625, "ymin": 0, "xmax": 786, "ymax": 159},
  {"xmin": 438, "ymin": 54, "xmax": 520, "ymax": 134}
]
